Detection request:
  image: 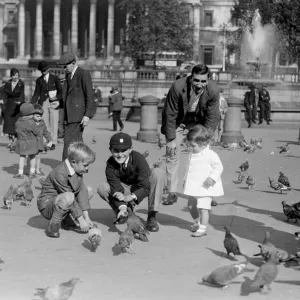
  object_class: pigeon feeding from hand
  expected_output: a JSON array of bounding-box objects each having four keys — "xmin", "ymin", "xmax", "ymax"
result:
[
  {"xmin": 282, "ymin": 201, "xmax": 300, "ymax": 223},
  {"xmin": 156, "ymin": 133, "xmax": 165, "ymax": 150},
  {"xmin": 250, "ymin": 251, "xmax": 278, "ymax": 294},
  {"xmin": 239, "ymin": 160, "xmax": 249, "ymax": 172},
  {"xmin": 92, "ymin": 136, "xmax": 96, "ymax": 144},
  {"xmin": 34, "ymin": 277, "xmax": 81, "ymax": 300},
  {"xmin": 127, "ymin": 211, "xmax": 149, "ymax": 242},
  {"xmin": 269, "ymin": 177, "xmax": 288, "ymax": 193},
  {"xmin": 223, "ymin": 226, "xmax": 243, "ymax": 258},
  {"xmin": 3, "ymin": 184, "xmax": 17, "ymax": 210},
  {"xmin": 88, "ymin": 223, "xmax": 102, "ymax": 251},
  {"xmin": 202, "ymin": 261, "xmax": 248, "ymax": 288},
  {"xmin": 119, "ymin": 227, "xmax": 134, "ymax": 254},
  {"xmin": 142, "ymin": 150, "xmax": 149, "ymax": 159},
  {"xmin": 294, "ymin": 232, "xmax": 300, "ymax": 240},
  {"xmin": 246, "ymin": 174, "xmax": 255, "ymax": 189},
  {"xmin": 24, "ymin": 184, "xmax": 34, "ymax": 207},
  {"xmin": 237, "ymin": 171, "xmax": 248, "ymax": 183},
  {"xmin": 278, "ymin": 143, "xmax": 289, "ymax": 154},
  {"xmin": 278, "ymin": 172, "xmax": 290, "ymax": 187}
]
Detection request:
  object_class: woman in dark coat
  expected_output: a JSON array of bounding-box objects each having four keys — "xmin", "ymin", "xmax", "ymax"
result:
[{"xmin": 2, "ymin": 68, "xmax": 25, "ymax": 147}]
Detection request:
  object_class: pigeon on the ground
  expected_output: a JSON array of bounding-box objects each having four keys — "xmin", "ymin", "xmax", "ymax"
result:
[
  {"xmin": 229, "ymin": 142, "xmax": 238, "ymax": 150},
  {"xmin": 15, "ymin": 179, "xmax": 32, "ymax": 200},
  {"xmin": 246, "ymin": 174, "xmax": 255, "ymax": 189},
  {"xmin": 278, "ymin": 172, "xmax": 290, "ymax": 187},
  {"xmin": 157, "ymin": 133, "xmax": 165, "ymax": 150},
  {"xmin": 239, "ymin": 139, "xmax": 249, "ymax": 149},
  {"xmin": 127, "ymin": 211, "xmax": 149, "ymax": 242},
  {"xmin": 269, "ymin": 177, "xmax": 288, "ymax": 193},
  {"xmin": 282, "ymin": 201, "xmax": 300, "ymax": 223},
  {"xmin": 202, "ymin": 261, "xmax": 248, "ymax": 288},
  {"xmin": 3, "ymin": 184, "xmax": 17, "ymax": 210},
  {"xmin": 237, "ymin": 171, "xmax": 248, "ymax": 183},
  {"xmin": 88, "ymin": 223, "xmax": 102, "ymax": 251},
  {"xmin": 250, "ymin": 251, "xmax": 278, "ymax": 294},
  {"xmin": 119, "ymin": 227, "xmax": 134, "ymax": 254},
  {"xmin": 39, "ymin": 175, "xmax": 47, "ymax": 186},
  {"xmin": 34, "ymin": 277, "xmax": 81, "ymax": 300},
  {"xmin": 278, "ymin": 143, "xmax": 289, "ymax": 154},
  {"xmin": 255, "ymin": 138, "xmax": 263, "ymax": 149},
  {"xmin": 92, "ymin": 136, "xmax": 96, "ymax": 144},
  {"xmin": 0, "ymin": 258, "xmax": 4, "ymax": 264},
  {"xmin": 223, "ymin": 226, "xmax": 243, "ymax": 258},
  {"xmin": 247, "ymin": 145, "xmax": 257, "ymax": 154},
  {"xmin": 221, "ymin": 142, "xmax": 229, "ymax": 149},
  {"xmin": 24, "ymin": 184, "xmax": 34, "ymax": 207},
  {"xmin": 239, "ymin": 160, "xmax": 249, "ymax": 172},
  {"xmin": 142, "ymin": 150, "xmax": 149, "ymax": 159}
]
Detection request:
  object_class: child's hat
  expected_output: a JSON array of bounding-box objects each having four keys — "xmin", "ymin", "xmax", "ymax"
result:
[
  {"xmin": 20, "ymin": 103, "xmax": 34, "ymax": 117},
  {"xmin": 109, "ymin": 132, "xmax": 132, "ymax": 150}
]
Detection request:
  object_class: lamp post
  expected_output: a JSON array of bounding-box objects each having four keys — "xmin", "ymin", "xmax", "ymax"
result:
[{"xmin": 222, "ymin": 24, "xmax": 226, "ymax": 72}]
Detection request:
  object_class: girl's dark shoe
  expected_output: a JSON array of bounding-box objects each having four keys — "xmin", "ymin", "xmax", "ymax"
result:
[
  {"xmin": 13, "ymin": 174, "xmax": 24, "ymax": 179},
  {"xmin": 211, "ymin": 200, "xmax": 218, "ymax": 206},
  {"xmin": 146, "ymin": 211, "xmax": 159, "ymax": 232}
]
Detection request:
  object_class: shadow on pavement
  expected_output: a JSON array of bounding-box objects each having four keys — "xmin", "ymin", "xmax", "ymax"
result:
[
  {"xmin": 82, "ymin": 239, "xmax": 94, "ymax": 252},
  {"xmin": 27, "ymin": 215, "xmax": 48, "ymax": 230},
  {"xmin": 41, "ymin": 158, "xmax": 61, "ymax": 169},
  {"xmin": 2, "ymin": 163, "xmax": 19, "ymax": 175},
  {"xmin": 275, "ymin": 140, "xmax": 299, "ymax": 145},
  {"xmin": 0, "ymin": 142, "xmax": 8, "ymax": 148},
  {"xmin": 136, "ymin": 208, "xmax": 192, "ymax": 231},
  {"xmin": 209, "ymin": 213, "xmax": 299, "ymax": 255}
]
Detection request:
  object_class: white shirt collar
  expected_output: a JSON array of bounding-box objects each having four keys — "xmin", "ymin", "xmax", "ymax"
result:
[
  {"xmin": 71, "ymin": 65, "xmax": 78, "ymax": 79},
  {"xmin": 44, "ymin": 72, "xmax": 49, "ymax": 82},
  {"xmin": 123, "ymin": 156, "xmax": 130, "ymax": 168},
  {"xmin": 65, "ymin": 159, "xmax": 75, "ymax": 176}
]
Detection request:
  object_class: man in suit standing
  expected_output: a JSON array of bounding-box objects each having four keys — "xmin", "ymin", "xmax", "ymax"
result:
[
  {"xmin": 57, "ymin": 53, "xmax": 94, "ymax": 161},
  {"xmin": 31, "ymin": 60, "xmax": 62, "ymax": 150},
  {"xmin": 161, "ymin": 64, "xmax": 220, "ymax": 205}
]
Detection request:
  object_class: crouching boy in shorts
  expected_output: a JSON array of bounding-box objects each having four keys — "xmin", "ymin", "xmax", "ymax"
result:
[
  {"xmin": 97, "ymin": 132, "xmax": 165, "ymax": 232},
  {"xmin": 37, "ymin": 142, "xmax": 96, "ymax": 238}
]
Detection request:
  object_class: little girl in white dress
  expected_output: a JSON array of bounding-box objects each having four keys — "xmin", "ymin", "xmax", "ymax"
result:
[{"xmin": 184, "ymin": 125, "xmax": 224, "ymax": 237}]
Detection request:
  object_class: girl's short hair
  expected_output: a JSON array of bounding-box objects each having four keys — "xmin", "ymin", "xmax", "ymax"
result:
[
  {"xmin": 67, "ymin": 141, "xmax": 96, "ymax": 164},
  {"xmin": 186, "ymin": 125, "xmax": 213, "ymax": 146},
  {"xmin": 33, "ymin": 103, "xmax": 44, "ymax": 115},
  {"xmin": 10, "ymin": 68, "xmax": 19, "ymax": 77}
]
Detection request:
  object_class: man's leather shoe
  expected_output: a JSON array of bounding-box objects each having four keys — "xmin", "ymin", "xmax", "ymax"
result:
[
  {"xmin": 146, "ymin": 211, "xmax": 159, "ymax": 232},
  {"xmin": 248, "ymin": 124, "xmax": 251, "ymax": 128},
  {"xmin": 258, "ymin": 121, "xmax": 263, "ymax": 124},
  {"xmin": 162, "ymin": 192, "xmax": 178, "ymax": 205},
  {"xmin": 252, "ymin": 120, "xmax": 257, "ymax": 124},
  {"xmin": 49, "ymin": 144, "xmax": 55, "ymax": 150},
  {"xmin": 46, "ymin": 222, "xmax": 60, "ymax": 238}
]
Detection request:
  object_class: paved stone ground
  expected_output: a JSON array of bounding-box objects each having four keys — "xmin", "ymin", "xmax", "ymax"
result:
[{"xmin": 0, "ymin": 119, "xmax": 299, "ymax": 300}]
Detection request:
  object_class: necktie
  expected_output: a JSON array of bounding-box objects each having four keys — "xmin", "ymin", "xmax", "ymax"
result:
[
  {"xmin": 121, "ymin": 163, "xmax": 126, "ymax": 172},
  {"xmin": 66, "ymin": 73, "xmax": 72, "ymax": 92}
]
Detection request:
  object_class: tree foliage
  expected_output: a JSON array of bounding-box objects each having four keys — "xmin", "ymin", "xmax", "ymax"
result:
[{"xmin": 118, "ymin": 0, "xmax": 194, "ymax": 67}]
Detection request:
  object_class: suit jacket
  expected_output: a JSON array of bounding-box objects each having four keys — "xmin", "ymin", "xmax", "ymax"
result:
[
  {"xmin": 31, "ymin": 73, "xmax": 62, "ymax": 107},
  {"xmin": 62, "ymin": 67, "xmax": 94, "ymax": 124},
  {"xmin": 106, "ymin": 151, "xmax": 151, "ymax": 207},
  {"xmin": 37, "ymin": 161, "xmax": 90, "ymax": 218},
  {"xmin": 108, "ymin": 92, "xmax": 123, "ymax": 111},
  {"xmin": 161, "ymin": 76, "xmax": 220, "ymax": 141},
  {"xmin": 3, "ymin": 79, "xmax": 25, "ymax": 115}
]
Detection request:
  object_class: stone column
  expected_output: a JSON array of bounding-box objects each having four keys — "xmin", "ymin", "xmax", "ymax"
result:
[
  {"xmin": 107, "ymin": 0, "xmax": 115, "ymax": 60},
  {"xmin": 89, "ymin": 0, "xmax": 97, "ymax": 60},
  {"xmin": 0, "ymin": 3, "xmax": 5, "ymax": 59},
  {"xmin": 25, "ymin": 11, "xmax": 31, "ymax": 58},
  {"xmin": 53, "ymin": 0, "xmax": 61, "ymax": 59},
  {"xmin": 221, "ymin": 97, "xmax": 244, "ymax": 143},
  {"xmin": 35, "ymin": 0, "xmax": 43, "ymax": 58},
  {"xmin": 137, "ymin": 95, "xmax": 160, "ymax": 143},
  {"xmin": 71, "ymin": 0, "xmax": 79, "ymax": 55},
  {"xmin": 18, "ymin": 0, "xmax": 26, "ymax": 59},
  {"xmin": 193, "ymin": 3, "xmax": 201, "ymax": 61}
]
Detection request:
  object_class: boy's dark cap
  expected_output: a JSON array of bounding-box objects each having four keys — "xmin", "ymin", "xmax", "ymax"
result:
[
  {"xmin": 110, "ymin": 132, "xmax": 132, "ymax": 150},
  {"xmin": 38, "ymin": 60, "xmax": 48, "ymax": 72},
  {"xmin": 20, "ymin": 103, "xmax": 34, "ymax": 117},
  {"xmin": 57, "ymin": 52, "xmax": 76, "ymax": 66}
]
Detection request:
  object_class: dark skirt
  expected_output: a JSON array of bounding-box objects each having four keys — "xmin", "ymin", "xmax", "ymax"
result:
[{"xmin": 3, "ymin": 98, "xmax": 21, "ymax": 134}]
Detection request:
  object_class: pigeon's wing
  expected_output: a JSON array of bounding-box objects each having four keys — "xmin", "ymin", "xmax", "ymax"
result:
[
  {"xmin": 209, "ymin": 265, "xmax": 240, "ymax": 286},
  {"xmin": 252, "ymin": 263, "xmax": 278, "ymax": 287}
]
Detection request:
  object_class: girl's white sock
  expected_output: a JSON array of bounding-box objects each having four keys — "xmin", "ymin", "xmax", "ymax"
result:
[
  {"xmin": 18, "ymin": 169, "xmax": 23, "ymax": 175},
  {"xmin": 30, "ymin": 168, "xmax": 35, "ymax": 174},
  {"xmin": 196, "ymin": 224, "xmax": 207, "ymax": 233}
]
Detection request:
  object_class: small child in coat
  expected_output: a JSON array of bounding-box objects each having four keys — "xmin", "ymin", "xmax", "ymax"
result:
[
  {"xmin": 14, "ymin": 103, "xmax": 40, "ymax": 179},
  {"xmin": 37, "ymin": 142, "xmax": 96, "ymax": 238},
  {"xmin": 184, "ymin": 125, "xmax": 224, "ymax": 237},
  {"xmin": 33, "ymin": 104, "xmax": 53, "ymax": 175}
]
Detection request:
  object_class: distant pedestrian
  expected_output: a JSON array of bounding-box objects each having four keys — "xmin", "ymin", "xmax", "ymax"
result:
[
  {"xmin": 32, "ymin": 104, "xmax": 53, "ymax": 176},
  {"xmin": 244, "ymin": 84, "xmax": 257, "ymax": 128},
  {"xmin": 258, "ymin": 85, "xmax": 271, "ymax": 125},
  {"xmin": 214, "ymin": 88, "xmax": 228, "ymax": 143},
  {"xmin": 108, "ymin": 86, "xmax": 124, "ymax": 131},
  {"xmin": 184, "ymin": 125, "xmax": 224, "ymax": 237},
  {"xmin": 14, "ymin": 103, "xmax": 39, "ymax": 179},
  {"xmin": 57, "ymin": 52, "xmax": 94, "ymax": 161},
  {"xmin": 2, "ymin": 68, "xmax": 25, "ymax": 150},
  {"xmin": 91, "ymin": 85, "xmax": 102, "ymax": 118}
]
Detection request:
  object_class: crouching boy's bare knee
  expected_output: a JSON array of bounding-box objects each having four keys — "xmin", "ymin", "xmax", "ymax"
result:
[
  {"xmin": 97, "ymin": 182, "xmax": 111, "ymax": 201},
  {"xmin": 55, "ymin": 192, "xmax": 75, "ymax": 209},
  {"xmin": 86, "ymin": 185, "xmax": 94, "ymax": 200}
]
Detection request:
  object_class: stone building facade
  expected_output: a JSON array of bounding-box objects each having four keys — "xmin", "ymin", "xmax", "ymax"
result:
[{"xmin": 0, "ymin": 0, "xmax": 236, "ymax": 68}]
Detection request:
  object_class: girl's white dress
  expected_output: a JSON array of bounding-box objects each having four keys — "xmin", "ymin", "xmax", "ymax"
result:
[{"xmin": 184, "ymin": 146, "xmax": 224, "ymax": 197}]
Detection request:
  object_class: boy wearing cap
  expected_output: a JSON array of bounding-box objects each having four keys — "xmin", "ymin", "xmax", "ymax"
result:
[
  {"xmin": 37, "ymin": 141, "xmax": 96, "ymax": 238},
  {"xmin": 97, "ymin": 132, "xmax": 165, "ymax": 232},
  {"xmin": 14, "ymin": 103, "xmax": 40, "ymax": 179},
  {"xmin": 108, "ymin": 86, "xmax": 124, "ymax": 131},
  {"xmin": 31, "ymin": 60, "xmax": 62, "ymax": 150},
  {"xmin": 57, "ymin": 52, "xmax": 94, "ymax": 161}
]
